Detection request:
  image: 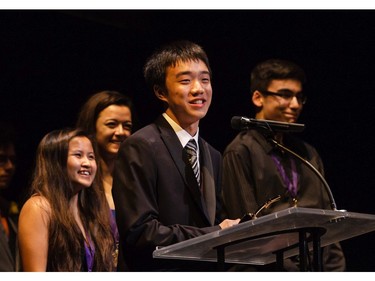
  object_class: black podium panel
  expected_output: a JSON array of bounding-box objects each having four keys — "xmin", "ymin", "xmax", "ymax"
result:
[{"xmin": 153, "ymin": 207, "xmax": 375, "ymax": 265}]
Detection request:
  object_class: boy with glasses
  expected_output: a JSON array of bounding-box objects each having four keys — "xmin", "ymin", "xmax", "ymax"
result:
[{"xmin": 222, "ymin": 59, "xmax": 345, "ymax": 271}]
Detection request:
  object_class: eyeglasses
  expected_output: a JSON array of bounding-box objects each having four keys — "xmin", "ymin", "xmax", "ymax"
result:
[{"xmin": 261, "ymin": 90, "xmax": 307, "ymax": 105}]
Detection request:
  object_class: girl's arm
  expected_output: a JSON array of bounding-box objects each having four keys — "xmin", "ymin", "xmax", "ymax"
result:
[{"xmin": 18, "ymin": 195, "xmax": 50, "ymax": 271}]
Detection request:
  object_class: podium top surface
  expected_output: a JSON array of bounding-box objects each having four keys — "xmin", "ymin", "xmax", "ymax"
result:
[{"xmin": 153, "ymin": 207, "xmax": 375, "ymax": 265}]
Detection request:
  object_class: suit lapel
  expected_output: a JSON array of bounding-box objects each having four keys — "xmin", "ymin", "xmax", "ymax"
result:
[
  {"xmin": 156, "ymin": 116, "xmax": 191, "ymax": 186},
  {"xmin": 199, "ymin": 138, "xmax": 216, "ymax": 225},
  {"xmin": 156, "ymin": 116, "xmax": 212, "ymax": 225}
]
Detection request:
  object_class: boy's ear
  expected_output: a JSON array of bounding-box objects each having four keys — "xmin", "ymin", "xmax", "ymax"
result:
[
  {"xmin": 252, "ymin": 90, "xmax": 263, "ymax": 107},
  {"xmin": 154, "ymin": 86, "xmax": 167, "ymax": 102}
]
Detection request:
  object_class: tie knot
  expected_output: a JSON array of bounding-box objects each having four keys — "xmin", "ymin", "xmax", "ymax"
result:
[{"xmin": 186, "ymin": 139, "xmax": 197, "ymax": 151}]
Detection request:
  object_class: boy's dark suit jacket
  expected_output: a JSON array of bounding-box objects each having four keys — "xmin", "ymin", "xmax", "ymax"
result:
[
  {"xmin": 112, "ymin": 115, "xmax": 223, "ymax": 271},
  {"xmin": 0, "ymin": 200, "xmax": 20, "ymax": 272}
]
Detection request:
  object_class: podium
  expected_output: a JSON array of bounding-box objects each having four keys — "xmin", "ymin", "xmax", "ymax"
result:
[{"xmin": 153, "ymin": 207, "xmax": 375, "ymax": 271}]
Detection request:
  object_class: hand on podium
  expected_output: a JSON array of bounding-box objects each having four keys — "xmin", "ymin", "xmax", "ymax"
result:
[{"xmin": 219, "ymin": 218, "xmax": 240, "ymax": 229}]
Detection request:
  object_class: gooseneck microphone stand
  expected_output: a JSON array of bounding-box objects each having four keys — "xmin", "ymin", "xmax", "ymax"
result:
[
  {"xmin": 267, "ymin": 137, "xmax": 338, "ymax": 211},
  {"xmin": 233, "ymin": 117, "xmax": 342, "ymax": 271},
  {"xmin": 231, "ymin": 116, "xmax": 341, "ymax": 212},
  {"xmin": 260, "ymin": 126, "xmax": 343, "ymax": 271}
]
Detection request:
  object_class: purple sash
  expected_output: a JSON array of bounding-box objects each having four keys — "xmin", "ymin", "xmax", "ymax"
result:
[{"xmin": 271, "ymin": 153, "xmax": 298, "ymax": 198}]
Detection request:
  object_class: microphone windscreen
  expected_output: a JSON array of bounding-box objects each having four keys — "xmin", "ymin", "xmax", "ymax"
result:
[{"xmin": 231, "ymin": 116, "xmax": 243, "ymax": 130}]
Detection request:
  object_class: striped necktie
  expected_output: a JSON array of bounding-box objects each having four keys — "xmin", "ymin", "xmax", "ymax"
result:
[{"xmin": 185, "ymin": 139, "xmax": 200, "ymax": 186}]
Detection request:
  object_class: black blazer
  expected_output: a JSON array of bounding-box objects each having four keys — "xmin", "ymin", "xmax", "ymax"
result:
[
  {"xmin": 112, "ymin": 115, "xmax": 223, "ymax": 271},
  {"xmin": 0, "ymin": 212, "xmax": 20, "ymax": 272}
]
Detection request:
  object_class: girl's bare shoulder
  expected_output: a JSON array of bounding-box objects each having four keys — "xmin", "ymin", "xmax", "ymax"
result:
[{"xmin": 20, "ymin": 194, "xmax": 51, "ymax": 222}]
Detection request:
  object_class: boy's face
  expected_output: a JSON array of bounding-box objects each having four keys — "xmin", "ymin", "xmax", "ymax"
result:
[
  {"xmin": 254, "ymin": 79, "xmax": 303, "ymax": 123},
  {"xmin": 159, "ymin": 59, "xmax": 212, "ymax": 131},
  {"xmin": 0, "ymin": 144, "xmax": 16, "ymax": 190}
]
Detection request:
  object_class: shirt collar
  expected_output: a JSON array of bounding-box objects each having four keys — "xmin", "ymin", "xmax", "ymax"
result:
[{"xmin": 162, "ymin": 113, "xmax": 199, "ymax": 148}]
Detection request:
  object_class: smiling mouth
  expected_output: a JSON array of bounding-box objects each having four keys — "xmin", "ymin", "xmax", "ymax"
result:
[
  {"xmin": 284, "ymin": 112, "xmax": 298, "ymax": 118},
  {"xmin": 190, "ymin": 99, "xmax": 205, "ymax": 105},
  {"xmin": 111, "ymin": 140, "xmax": 124, "ymax": 146}
]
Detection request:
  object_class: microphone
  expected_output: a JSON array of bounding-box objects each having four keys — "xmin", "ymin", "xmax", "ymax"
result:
[
  {"xmin": 231, "ymin": 116, "xmax": 305, "ymax": 133},
  {"xmin": 231, "ymin": 116, "xmax": 340, "ymax": 211}
]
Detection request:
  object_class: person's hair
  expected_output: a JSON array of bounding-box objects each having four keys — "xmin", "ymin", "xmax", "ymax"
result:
[
  {"xmin": 143, "ymin": 40, "xmax": 212, "ymax": 93},
  {"xmin": 250, "ymin": 58, "xmax": 306, "ymax": 93},
  {"xmin": 76, "ymin": 90, "xmax": 135, "ymax": 136},
  {"xmin": 30, "ymin": 128, "xmax": 114, "ymax": 271},
  {"xmin": 0, "ymin": 122, "xmax": 15, "ymax": 149}
]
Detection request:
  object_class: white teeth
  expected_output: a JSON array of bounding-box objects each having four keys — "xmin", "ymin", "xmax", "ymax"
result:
[
  {"xmin": 192, "ymin": 100, "xmax": 203, "ymax": 104},
  {"xmin": 79, "ymin": 171, "xmax": 90, "ymax": 175}
]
